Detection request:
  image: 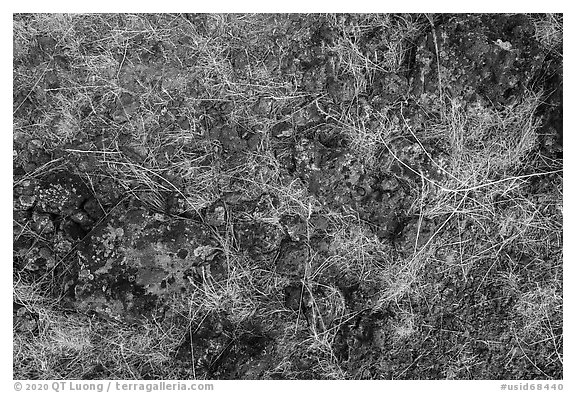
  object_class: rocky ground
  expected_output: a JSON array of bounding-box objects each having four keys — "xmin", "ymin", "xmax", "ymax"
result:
[{"xmin": 13, "ymin": 14, "xmax": 562, "ymax": 379}]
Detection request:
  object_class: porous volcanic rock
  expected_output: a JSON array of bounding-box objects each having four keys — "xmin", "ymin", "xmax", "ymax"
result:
[
  {"xmin": 74, "ymin": 207, "xmax": 220, "ymax": 322},
  {"xmin": 411, "ymin": 14, "xmax": 545, "ymax": 112}
]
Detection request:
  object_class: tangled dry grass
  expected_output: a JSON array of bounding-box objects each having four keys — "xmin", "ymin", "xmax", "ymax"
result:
[{"xmin": 13, "ymin": 13, "xmax": 562, "ymax": 379}]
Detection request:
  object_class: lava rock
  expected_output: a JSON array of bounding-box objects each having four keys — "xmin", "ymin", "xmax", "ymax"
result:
[{"xmin": 74, "ymin": 207, "xmax": 218, "ymax": 322}]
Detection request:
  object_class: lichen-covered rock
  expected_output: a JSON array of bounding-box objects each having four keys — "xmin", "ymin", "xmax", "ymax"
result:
[
  {"xmin": 15, "ymin": 178, "xmax": 38, "ymax": 193},
  {"xmin": 34, "ymin": 172, "xmax": 90, "ymax": 216},
  {"xmin": 411, "ymin": 14, "xmax": 544, "ymax": 111},
  {"xmin": 271, "ymin": 121, "xmax": 293, "ymax": 138},
  {"xmin": 18, "ymin": 194, "xmax": 36, "ymax": 210},
  {"xmin": 70, "ymin": 210, "xmax": 95, "ymax": 228},
  {"xmin": 31, "ymin": 211, "xmax": 55, "ymax": 235},
  {"xmin": 235, "ymin": 219, "xmax": 285, "ymax": 255},
  {"xmin": 13, "ymin": 172, "xmax": 102, "ymax": 273},
  {"xmin": 275, "ymin": 241, "xmax": 309, "ymax": 277},
  {"xmin": 384, "ymin": 138, "xmax": 447, "ymax": 183},
  {"xmin": 293, "ymin": 138, "xmax": 414, "ymax": 237},
  {"xmin": 205, "ymin": 202, "xmax": 227, "ymax": 227},
  {"xmin": 74, "ymin": 207, "xmax": 220, "ymax": 322},
  {"xmin": 14, "ymin": 305, "xmax": 38, "ymax": 334},
  {"xmin": 16, "ymin": 246, "xmax": 56, "ymax": 271}
]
